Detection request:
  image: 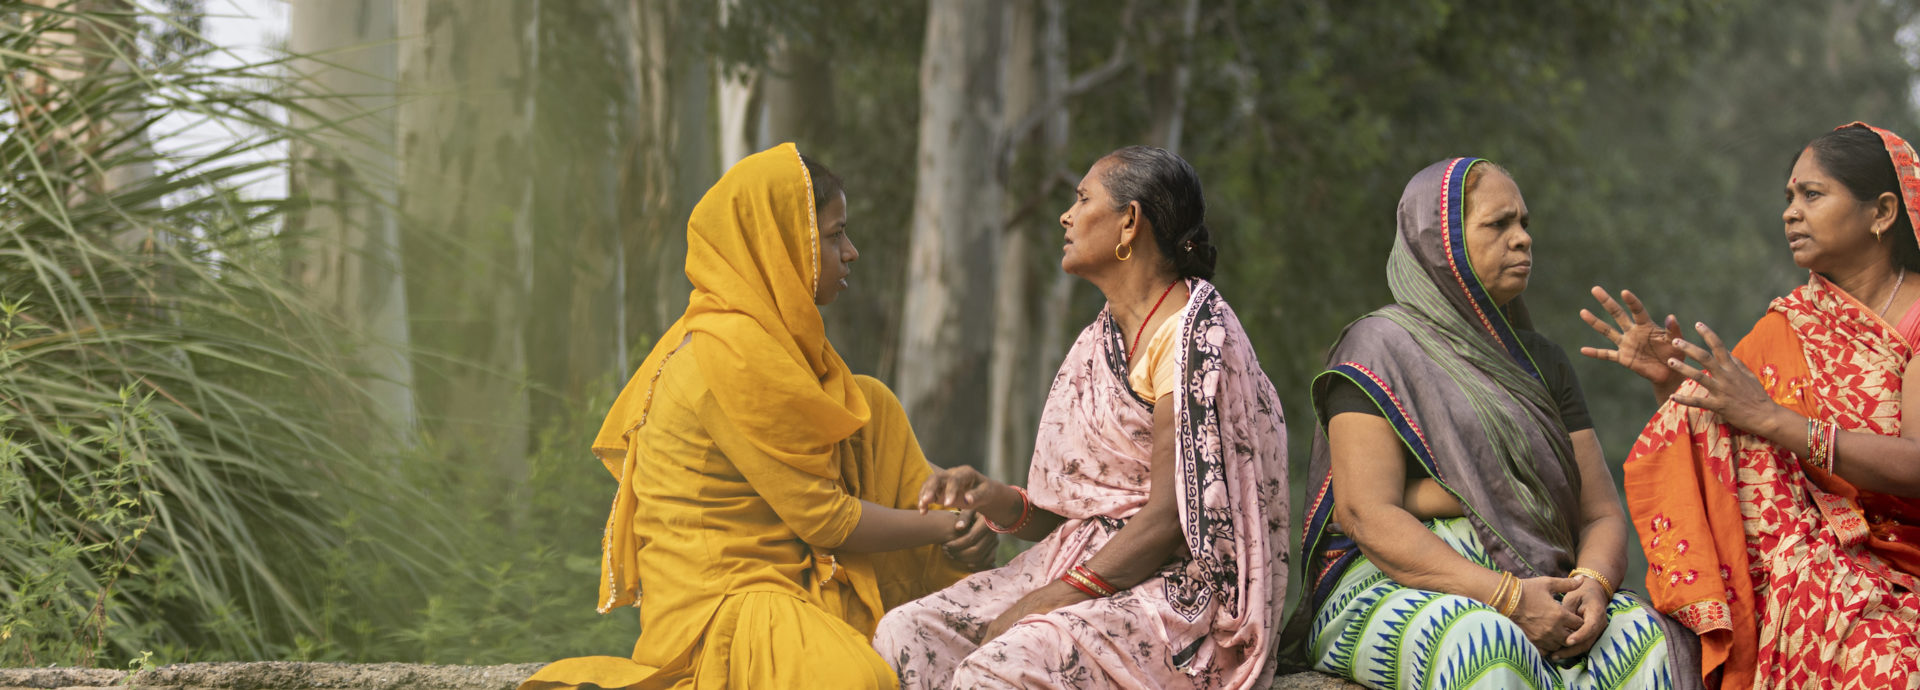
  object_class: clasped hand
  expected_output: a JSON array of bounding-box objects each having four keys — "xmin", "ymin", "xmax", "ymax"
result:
[{"xmin": 918, "ymin": 466, "xmax": 1001, "ymax": 571}]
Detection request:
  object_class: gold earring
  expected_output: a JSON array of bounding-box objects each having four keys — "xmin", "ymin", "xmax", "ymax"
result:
[{"xmin": 1115, "ymin": 242, "xmax": 1133, "ymax": 261}]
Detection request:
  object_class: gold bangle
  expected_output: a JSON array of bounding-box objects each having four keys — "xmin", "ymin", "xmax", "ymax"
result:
[
  {"xmin": 1488, "ymin": 572, "xmax": 1517, "ymax": 615},
  {"xmin": 1499, "ymin": 574, "xmax": 1523, "ymax": 617},
  {"xmin": 1063, "ymin": 569, "xmax": 1112, "ymax": 598},
  {"xmin": 1570, "ymin": 567, "xmax": 1614, "ymax": 597}
]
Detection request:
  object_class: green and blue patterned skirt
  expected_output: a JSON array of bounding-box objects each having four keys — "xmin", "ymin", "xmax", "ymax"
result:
[{"xmin": 1307, "ymin": 518, "xmax": 1673, "ymax": 690}]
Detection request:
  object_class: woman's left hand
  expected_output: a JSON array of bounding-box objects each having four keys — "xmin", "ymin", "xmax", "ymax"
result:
[
  {"xmin": 943, "ymin": 511, "xmax": 998, "ymax": 571},
  {"xmin": 1551, "ymin": 578, "xmax": 1611, "ymax": 661},
  {"xmin": 1667, "ymin": 322, "xmax": 1784, "ymax": 433},
  {"xmin": 979, "ymin": 580, "xmax": 1090, "ymax": 644}
]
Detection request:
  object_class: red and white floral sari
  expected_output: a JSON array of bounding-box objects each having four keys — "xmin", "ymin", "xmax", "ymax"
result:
[{"xmin": 1626, "ymin": 272, "xmax": 1920, "ymax": 689}]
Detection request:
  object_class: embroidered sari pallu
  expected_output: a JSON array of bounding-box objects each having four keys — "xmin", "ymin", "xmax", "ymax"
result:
[
  {"xmin": 1626, "ymin": 273, "xmax": 1920, "ymax": 689},
  {"xmin": 873, "ymin": 279, "xmax": 1289, "ymax": 690}
]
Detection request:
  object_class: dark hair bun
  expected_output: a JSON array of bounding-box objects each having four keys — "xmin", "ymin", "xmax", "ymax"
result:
[{"xmin": 1099, "ymin": 145, "xmax": 1216, "ymax": 279}]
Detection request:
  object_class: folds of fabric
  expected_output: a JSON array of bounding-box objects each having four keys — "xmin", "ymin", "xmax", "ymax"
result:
[
  {"xmin": 590, "ymin": 143, "xmax": 870, "ymax": 614},
  {"xmin": 877, "ymin": 516, "xmax": 1213, "ymax": 690},
  {"xmin": 875, "ymin": 279, "xmax": 1288, "ymax": 690},
  {"xmin": 1308, "ymin": 518, "xmax": 1677, "ymax": 690},
  {"xmin": 521, "ymin": 592, "xmax": 893, "ymax": 690},
  {"xmin": 525, "ymin": 369, "xmax": 969, "ymax": 690},
  {"xmin": 1626, "ymin": 274, "xmax": 1920, "ymax": 689},
  {"xmin": 1281, "ymin": 157, "xmax": 1700, "ymax": 687},
  {"xmin": 1285, "ymin": 158, "xmax": 1583, "ymax": 655}
]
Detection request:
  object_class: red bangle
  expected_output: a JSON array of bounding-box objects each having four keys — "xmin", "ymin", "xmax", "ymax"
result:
[
  {"xmin": 985, "ymin": 485, "xmax": 1032, "ymax": 534},
  {"xmin": 1058, "ymin": 572, "xmax": 1102, "ymax": 598},
  {"xmin": 1072, "ymin": 565, "xmax": 1118, "ymax": 596}
]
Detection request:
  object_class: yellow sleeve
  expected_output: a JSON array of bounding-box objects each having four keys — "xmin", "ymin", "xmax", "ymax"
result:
[{"xmin": 698, "ymin": 391, "xmax": 862, "ymax": 549}]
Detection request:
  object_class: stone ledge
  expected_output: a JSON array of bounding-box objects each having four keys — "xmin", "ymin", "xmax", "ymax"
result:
[
  {"xmin": 0, "ymin": 662, "xmax": 546, "ymax": 690},
  {"xmin": 0, "ymin": 663, "xmax": 1360, "ymax": 689}
]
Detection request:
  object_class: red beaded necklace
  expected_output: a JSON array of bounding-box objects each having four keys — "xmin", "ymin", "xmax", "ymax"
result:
[{"xmin": 1127, "ymin": 281, "xmax": 1180, "ymax": 362}]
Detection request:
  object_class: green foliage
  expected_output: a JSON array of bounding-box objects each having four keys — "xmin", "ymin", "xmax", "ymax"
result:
[
  {"xmin": 0, "ymin": 1, "xmax": 423, "ymax": 664},
  {"xmin": 303, "ymin": 389, "xmax": 638, "ymax": 664},
  {"xmin": 11, "ymin": 0, "xmax": 1920, "ymax": 669}
]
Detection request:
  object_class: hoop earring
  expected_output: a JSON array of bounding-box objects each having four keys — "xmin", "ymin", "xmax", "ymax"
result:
[{"xmin": 1115, "ymin": 242, "xmax": 1133, "ymax": 261}]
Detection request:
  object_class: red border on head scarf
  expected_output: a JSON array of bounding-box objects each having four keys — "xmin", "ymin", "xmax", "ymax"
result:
[{"xmin": 1837, "ymin": 121, "xmax": 1920, "ymax": 248}]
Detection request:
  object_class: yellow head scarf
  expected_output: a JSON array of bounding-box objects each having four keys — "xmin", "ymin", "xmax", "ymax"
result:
[{"xmin": 592, "ymin": 143, "xmax": 870, "ymax": 612}]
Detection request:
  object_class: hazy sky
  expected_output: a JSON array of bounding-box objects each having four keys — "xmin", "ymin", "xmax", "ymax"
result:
[{"xmin": 153, "ymin": 0, "xmax": 286, "ymax": 200}]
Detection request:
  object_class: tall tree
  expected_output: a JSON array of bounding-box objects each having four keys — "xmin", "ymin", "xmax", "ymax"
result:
[
  {"xmin": 395, "ymin": 0, "xmax": 537, "ymax": 483},
  {"xmin": 896, "ymin": 0, "xmax": 1007, "ymax": 468},
  {"xmin": 629, "ymin": 0, "xmax": 713, "ymax": 350},
  {"xmin": 286, "ymin": 0, "xmax": 414, "ymax": 442},
  {"xmin": 714, "ymin": 0, "xmax": 757, "ymax": 168},
  {"xmin": 522, "ymin": 0, "xmax": 643, "ymax": 428}
]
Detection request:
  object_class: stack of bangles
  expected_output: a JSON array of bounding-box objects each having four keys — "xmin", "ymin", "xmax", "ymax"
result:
[
  {"xmin": 984, "ymin": 485, "xmax": 1033, "ymax": 534},
  {"xmin": 1060, "ymin": 563, "xmax": 1118, "ymax": 598},
  {"xmin": 1806, "ymin": 416, "xmax": 1840, "ymax": 473},
  {"xmin": 1488, "ymin": 572, "xmax": 1522, "ymax": 617},
  {"xmin": 1570, "ymin": 567, "xmax": 1614, "ymax": 597}
]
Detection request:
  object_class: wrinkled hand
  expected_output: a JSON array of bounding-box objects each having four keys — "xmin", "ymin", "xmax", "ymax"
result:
[
  {"xmin": 917, "ymin": 465, "xmax": 1001, "ymax": 513},
  {"xmin": 1511, "ymin": 577, "xmax": 1585, "ymax": 654},
  {"xmin": 1667, "ymin": 322, "xmax": 1783, "ymax": 434},
  {"xmin": 980, "ymin": 581, "xmax": 1089, "ymax": 644},
  {"xmin": 1552, "ymin": 578, "xmax": 1611, "ymax": 661},
  {"xmin": 942, "ymin": 510, "xmax": 998, "ymax": 571},
  {"xmin": 1580, "ymin": 286, "xmax": 1685, "ymax": 397}
]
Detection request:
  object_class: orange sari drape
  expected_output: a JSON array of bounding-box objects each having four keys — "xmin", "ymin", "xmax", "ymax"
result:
[{"xmin": 1625, "ymin": 274, "xmax": 1920, "ymax": 689}]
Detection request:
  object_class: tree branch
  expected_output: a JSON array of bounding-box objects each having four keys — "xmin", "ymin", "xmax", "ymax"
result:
[{"xmin": 995, "ymin": 0, "xmax": 1136, "ymax": 172}]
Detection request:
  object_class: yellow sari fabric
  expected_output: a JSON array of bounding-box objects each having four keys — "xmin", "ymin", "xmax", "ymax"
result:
[
  {"xmin": 593, "ymin": 143, "xmax": 869, "ymax": 614},
  {"xmin": 521, "ymin": 144, "xmax": 968, "ymax": 690}
]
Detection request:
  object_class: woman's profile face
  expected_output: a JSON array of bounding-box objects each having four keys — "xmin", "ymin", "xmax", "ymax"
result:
[
  {"xmin": 1058, "ymin": 157, "xmax": 1128, "ymax": 277},
  {"xmin": 1462, "ymin": 168, "xmax": 1532, "ymax": 306},
  {"xmin": 1783, "ymin": 150, "xmax": 1885, "ymax": 273},
  {"xmin": 813, "ymin": 192, "xmax": 856, "ymax": 306}
]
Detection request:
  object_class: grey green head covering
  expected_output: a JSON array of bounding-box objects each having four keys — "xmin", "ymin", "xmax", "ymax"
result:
[{"xmin": 1381, "ymin": 157, "xmax": 1580, "ymax": 545}]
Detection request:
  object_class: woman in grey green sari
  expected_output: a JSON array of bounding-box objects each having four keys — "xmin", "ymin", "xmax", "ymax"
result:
[{"xmin": 1281, "ymin": 158, "xmax": 1699, "ymax": 689}]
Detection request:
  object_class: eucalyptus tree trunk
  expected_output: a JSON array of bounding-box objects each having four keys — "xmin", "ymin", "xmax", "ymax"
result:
[
  {"xmin": 897, "ymin": 0, "xmax": 1007, "ymax": 469},
  {"xmin": 714, "ymin": 0, "xmax": 757, "ymax": 169},
  {"xmin": 1026, "ymin": 0, "xmax": 1079, "ymax": 474},
  {"xmin": 628, "ymin": 0, "xmax": 711, "ymax": 362},
  {"xmin": 757, "ymin": 40, "xmax": 833, "ymax": 153},
  {"xmin": 523, "ymin": 0, "xmax": 640, "ymax": 427},
  {"xmin": 396, "ymin": 0, "xmax": 537, "ymax": 481},
  {"xmin": 984, "ymin": 0, "xmax": 1060, "ymax": 483},
  {"xmin": 1144, "ymin": 0, "xmax": 1202, "ymax": 154},
  {"xmin": 287, "ymin": 0, "xmax": 415, "ymax": 442}
]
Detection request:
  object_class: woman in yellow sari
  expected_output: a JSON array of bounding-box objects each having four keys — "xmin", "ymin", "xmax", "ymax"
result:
[{"xmin": 521, "ymin": 144, "xmax": 994, "ymax": 689}]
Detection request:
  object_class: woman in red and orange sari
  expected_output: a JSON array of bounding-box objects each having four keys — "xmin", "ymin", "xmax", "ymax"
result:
[{"xmin": 1584, "ymin": 122, "xmax": 1920, "ymax": 688}]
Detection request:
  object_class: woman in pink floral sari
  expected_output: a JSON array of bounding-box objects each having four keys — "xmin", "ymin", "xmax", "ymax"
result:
[{"xmin": 869, "ymin": 146, "xmax": 1289, "ymax": 689}]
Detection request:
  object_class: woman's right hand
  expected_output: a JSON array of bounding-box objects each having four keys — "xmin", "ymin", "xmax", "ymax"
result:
[
  {"xmin": 917, "ymin": 465, "xmax": 1002, "ymax": 513},
  {"xmin": 1508, "ymin": 576, "xmax": 1585, "ymax": 654},
  {"xmin": 1579, "ymin": 286, "xmax": 1685, "ymax": 401}
]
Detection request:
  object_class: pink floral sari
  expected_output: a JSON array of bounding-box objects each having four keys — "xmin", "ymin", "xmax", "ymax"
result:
[{"xmin": 872, "ymin": 278, "xmax": 1289, "ymax": 690}]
